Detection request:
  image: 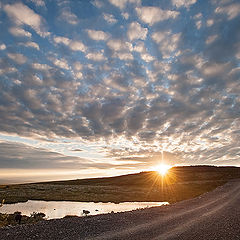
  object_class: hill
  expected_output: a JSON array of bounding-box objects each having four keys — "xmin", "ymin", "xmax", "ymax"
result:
[
  {"xmin": 1, "ymin": 166, "xmax": 240, "ymax": 204},
  {"xmin": 39, "ymin": 165, "xmax": 240, "ymax": 186}
]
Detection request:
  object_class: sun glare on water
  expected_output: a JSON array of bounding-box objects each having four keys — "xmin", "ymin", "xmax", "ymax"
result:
[{"xmin": 156, "ymin": 164, "xmax": 172, "ymax": 176}]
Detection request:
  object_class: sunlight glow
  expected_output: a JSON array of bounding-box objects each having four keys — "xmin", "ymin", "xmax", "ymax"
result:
[{"xmin": 156, "ymin": 164, "xmax": 172, "ymax": 176}]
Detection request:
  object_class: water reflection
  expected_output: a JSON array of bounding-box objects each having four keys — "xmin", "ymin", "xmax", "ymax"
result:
[{"xmin": 0, "ymin": 200, "xmax": 168, "ymax": 219}]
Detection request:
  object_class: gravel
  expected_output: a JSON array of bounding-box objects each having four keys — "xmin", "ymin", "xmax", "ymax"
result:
[{"xmin": 0, "ymin": 179, "xmax": 240, "ymax": 240}]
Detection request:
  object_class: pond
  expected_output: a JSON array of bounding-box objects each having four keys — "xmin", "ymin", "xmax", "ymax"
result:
[{"xmin": 0, "ymin": 200, "xmax": 169, "ymax": 219}]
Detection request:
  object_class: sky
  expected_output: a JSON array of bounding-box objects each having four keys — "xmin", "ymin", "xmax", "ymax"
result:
[{"xmin": 0, "ymin": 0, "xmax": 240, "ymax": 183}]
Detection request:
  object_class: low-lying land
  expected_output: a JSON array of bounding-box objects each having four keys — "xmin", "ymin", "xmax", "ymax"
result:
[
  {"xmin": 1, "ymin": 166, "xmax": 239, "ymax": 204},
  {"xmin": 1, "ymin": 178, "xmax": 240, "ymax": 239},
  {"xmin": 0, "ymin": 212, "xmax": 45, "ymax": 228}
]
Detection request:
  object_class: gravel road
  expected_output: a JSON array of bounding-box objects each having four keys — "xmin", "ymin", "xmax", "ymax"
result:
[{"xmin": 1, "ymin": 179, "xmax": 240, "ymax": 240}]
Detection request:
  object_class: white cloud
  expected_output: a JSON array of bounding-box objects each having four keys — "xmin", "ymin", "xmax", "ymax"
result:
[
  {"xmin": 75, "ymin": 72, "xmax": 83, "ymax": 79},
  {"xmin": 114, "ymin": 52, "xmax": 133, "ymax": 60},
  {"xmin": 206, "ymin": 19, "xmax": 214, "ymax": 27},
  {"xmin": 29, "ymin": 0, "xmax": 46, "ymax": 7},
  {"xmin": 136, "ymin": 6, "xmax": 179, "ymax": 26},
  {"xmin": 133, "ymin": 41, "xmax": 145, "ymax": 52},
  {"xmin": 195, "ymin": 20, "xmax": 202, "ymax": 29},
  {"xmin": 32, "ymin": 63, "xmax": 52, "ymax": 71},
  {"xmin": 127, "ymin": 22, "xmax": 148, "ymax": 41},
  {"xmin": 7, "ymin": 53, "xmax": 27, "ymax": 64},
  {"xmin": 73, "ymin": 62, "xmax": 83, "ymax": 71},
  {"xmin": 20, "ymin": 41, "xmax": 40, "ymax": 50},
  {"xmin": 87, "ymin": 30, "xmax": 110, "ymax": 41},
  {"xmin": 103, "ymin": 13, "xmax": 117, "ymax": 24},
  {"xmin": 54, "ymin": 36, "xmax": 87, "ymax": 52},
  {"xmin": 0, "ymin": 67, "xmax": 17, "ymax": 75},
  {"xmin": 152, "ymin": 31, "xmax": 181, "ymax": 58},
  {"xmin": 206, "ymin": 35, "xmax": 218, "ymax": 45},
  {"xmin": 4, "ymin": 3, "xmax": 49, "ymax": 37},
  {"xmin": 86, "ymin": 51, "xmax": 106, "ymax": 61},
  {"xmin": 107, "ymin": 39, "xmax": 133, "ymax": 60},
  {"xmin": 109, "ymin": 0, "xmax": 127, "ymax": 9},
  {"xmin": 109, "ymin": 0, "xmax": 140, "ymax": 10},
  {"xmin": 140, "ymin": 53, "xmax": 155, "ymax": 62},
  {"xmin": 193, "ymin": 13, "xmax": 202, "ymax": 19},
  {"xmin": 172, "ymin": 0, "xmax": 197, "ymax": 9},
  {"xmin": 107, "ymin": 39, "xmax": 133, "ymax": 51},
  {"xmin": 54, "ymin": 36, "xmax": 70, "ymax": 45},
  {"xmin": 91, "ymin": 0, "xmax": 103, "ymax": 8},
  {"xmin": 215, "ymin": 3, "xmax": 240, "ymax": 20},
  {"xmin": 193, "ymin": 13, "xmax": 202, "ymax": 29},
  {"xmin": 0, "ymin": 44, "xmax": 6, "ymax": 50},
  {"xmin": 50, "ymin": 57, "xmax": 70, "ymax": 70},
  {"xmin": 236, "ymin": 51, "xmax": 240, "ymax": 59},
  {"xmin": 133, "ymin": 41, "xmax": 154, "ymax": 62},
  {"xmin": 122, "ymin": 12, "xmax": 129, "ymax": 19},
  {"xmin": 69, "ymin": 41, "xmax": 87, "ymax": 52},
  {"xmin": 59, "ymin": 8, "xmax": 79, "ymax": 25},
  {"xmin": 202, "ymin": 62, "xmax": 231, "ymax": 76},
  {"xmin": 9, "ymin": 27, "xmax": 32, "ymax": 38}
]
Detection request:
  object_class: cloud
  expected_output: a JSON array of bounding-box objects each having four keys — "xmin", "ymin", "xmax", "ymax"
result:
[
  {"xmin": 206, "ymin": 35, "xmax": 218, "ymax": 45},
  {"xmin": 152, "ymin": 31, "xmax": 181, "ymax": 58},
  {"xmin": 136, "ymin": 6, "xmax": 179, "ymax": 26},
  {"xmin": 7, "ymin": 53, "xmax": 27, "ymax": 64},
  {"xmin": 0, "ymin": 58, "xmax": 17, "ymax": 75},
  {"xmin": 215, "ymin": 3, "xmax": 240, "ymax": 20},
  {"xmin": 133, "ymin": 41, "xmax": 155, "ymax": 62},
  {"xmin": 29, "ymin": 0, "xmax": 46, "ymax": 8},
  {"xmin": 206, "ymin": 19, "xmax": 214, "ymax": 27},
  {"xmin": 59, "ymin": 7, "xmax": 79, "ymax": 25},
  {"xmin": 127, "ymin": 22, "xmax": 148, "ymax": 41},
  {"xmin": 107, "ymin": 39, "xmax": 132, "ymax": 51},
  {"xmin": 109, "ymin": 0, "xmax": 140, "ymax": 10},
  {"xmin": 86, "ymin": 51, "xmax": 106, "ymax": 61},
  {"xmin": 172, "ymin": 0, "xmax": 197, "ymax": 9},
  {"xmin": 9, "ymin": 27, "xmax": 32, "ymax": 38},
  {"xmin": 72, "ymin": 148, "xmax": 83, "ymax": 152},
  {"xmin": 73, "ymin": 62, "xmax": 83, "ymax": 71},
  {"xmin": 53, "ymin": 36, "xmax": 70, "ymax": 45},
  {"xmin": 0, "ymin": 44, "xmax": 6, "ymax": 50},
  {"xmin": 107, "ymin": 39, "xmax": 133, "ymax": 60},
  {"xmin": 92, "ymin": 0, "xmax": 103, "ymax": 8},
  {"xmin": 109, "ymin": 0, "xmax": 127, "ymax": 9},
  {"xmin": 49, "ymin": 57, "xmax": 70, "ymax": 70},
  {"xmin": 4, "ymin": 2, "xmax": 49, "ymax": 37},
  {"xmin": 54, "ymin": 36, "xmax": 87, "ymax": 52},
  {"xmin": 32, "ymin": 63, "xmax": 52, "ymax": 71},
  {"xmin": 202, "ymin": 62, "xmax": 231, "ymax": 77},
  {"xmin": 87, "ymin": 29, "xmax": 110, "ymax": 41},
  {"xmin": 122, "ymin": 12, "xmax": 129, "ymax": 19},
  {"xmin": 69, "ymin": 41, "xmax": 87, "ymax": 52},
  {"xmin": 103, "ymin": 13, "xmax": 117, "ymax": 24},
  {"xmin": 0, "ymin": 141, "xmax": 93, "ymax": 169},
  {"xmin": 19, "ymin": 41, "xmax": 40, "ymax": 50}
]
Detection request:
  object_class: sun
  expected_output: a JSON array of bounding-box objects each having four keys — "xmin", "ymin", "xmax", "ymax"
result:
[{"xmin": 156, "ymin": 164, "xmax": 172, "ymax": 176}]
